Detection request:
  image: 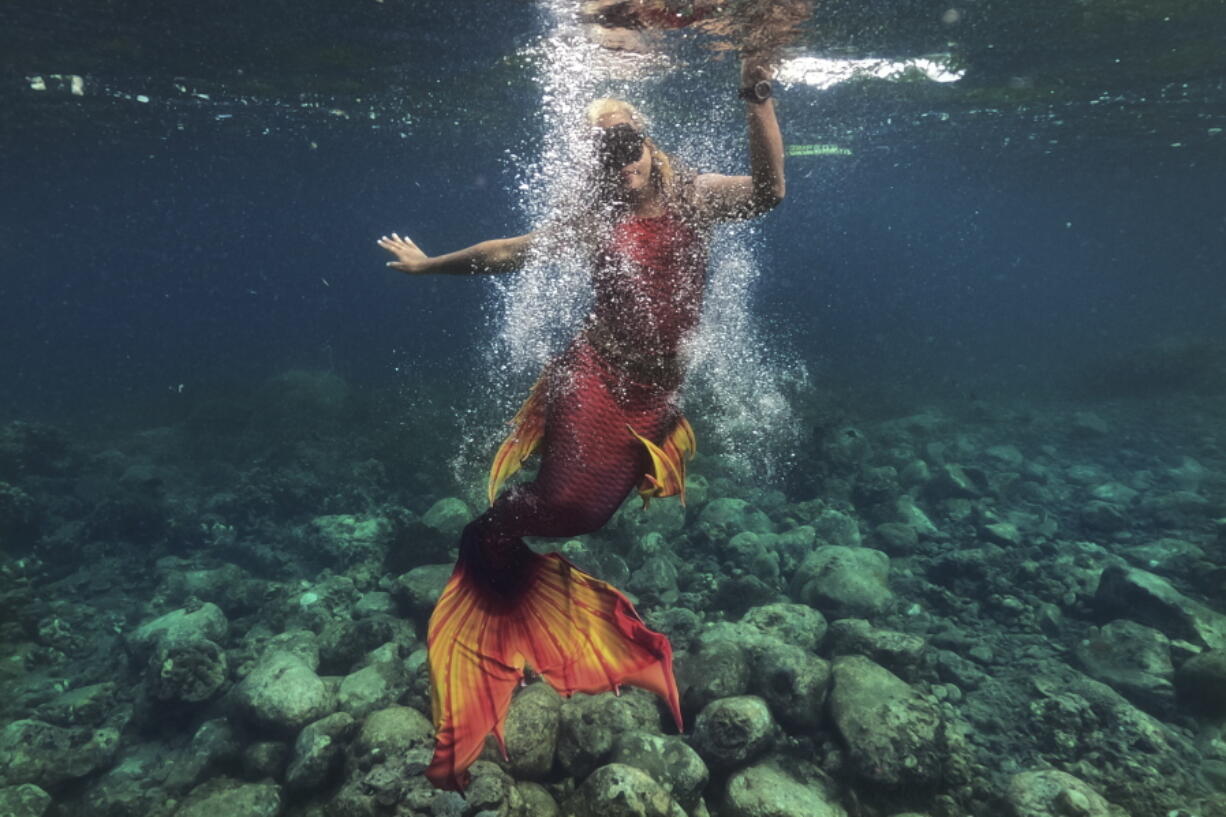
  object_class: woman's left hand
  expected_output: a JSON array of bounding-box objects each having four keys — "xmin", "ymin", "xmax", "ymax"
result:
[{"xmin": 740, "ymin": 56, "xmax": 773, "ymax": 87}]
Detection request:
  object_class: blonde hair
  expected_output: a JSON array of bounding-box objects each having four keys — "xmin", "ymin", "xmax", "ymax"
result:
[{"xmin": 585, "ymin": 98, "xmax": 691, "ymax": 209}]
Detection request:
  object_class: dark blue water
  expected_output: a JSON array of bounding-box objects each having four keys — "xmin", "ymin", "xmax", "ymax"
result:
[{"xmin": 5, "ymin": 93, "xmax": 1224, "ymax": 420}]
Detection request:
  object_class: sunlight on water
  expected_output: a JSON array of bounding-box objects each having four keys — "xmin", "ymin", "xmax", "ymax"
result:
[{"xmin": 778, "ymin": 55, "xmax": 965, "ymax": 90}]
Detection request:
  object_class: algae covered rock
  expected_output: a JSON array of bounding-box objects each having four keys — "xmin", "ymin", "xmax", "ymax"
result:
[
  {"xmin": 828, "ymin": 619, "xmax": 926, "ymax": 679},
  {"xmin": 789, "ymin": 546, "xmax": 893, "ymax": 619},
  {"xmin": 286, "ymin": 712, "xmax": 355, "ymax": 792},
  {"xmin": 421, "ymin": 497, "xmax": 470, "ymax": 537},
  {"xmin": 173, "ymin": 776, "xmax": 281, "ymax": 817},
  {"xmin": 741, "ymin": 603, "xmax": 828, "ymax": 651},
  {"xmin": 1094, "ymin": 565, "xmax": 1226, "ymax": 650},
  {"xmin": 337, "ymin": 660, "xmax": 405, "ymax": 718},
  {"xmin": 691, "ymin": 695, "xmax": 776, "ymax": 772},
  {"xmin": 352, "ymin": 704, "xmax": 433, "ymax": 764},
  {"xmin": 0, "ymin": 784, "xmax": 51, "ymax": 817},
  {"xmin": 829, "ymin": 656, "xmax": 951, "ymax": 786},
  {"xmin": 500, "ymin": 681, "xmax": 562, "ymax": 779},
  {"xmin": 234, "ymin": 650, "xmax": 335, "ymax": 732},
  {"xmin": 723, "ymin": 759, "xmax": 847, "ymax": 817},
  {"xmin": 511, "ymin": 781, "xmax": 560, "ymax": 817},
  {"xmin": 1073, "ymin": 619, "xmax": 1174, "ymax": 711},
  {"xmin": 697, "ymin": 497, "xmax": 774, "ymax": 543},
  {"xmin": 1005, "ymin": 770, "xmax": 1114, "ymax": 817},
  {"xmin": 558, "ymin": 689, "xmax": 662, "ymax": 778},
  {"xmin": 129, "ymin": 602, "xmax": 229, "ymax": 657},
  {"xmin": 811, "ymin": 508, "xmax": 862, "ymax": 548},
  {"xmin": 749, "ymin": 639, "xmax": 831, "ymax": 730},
  {"xmin": 147, "ymin": 634, "xmax": 228, "ymax": 703},
  {"xmin": 611, "ymin": 731, "xmax": 708, "ymax": 812},
  {"xmin": 1174, "ymin": 648, "xmax": 1226, "ymax": 715},
  {"xmin": 676, "ymin": 623, "xmax": 754, "ymax": 712},
  {"xmin": 395, "ymin": 564, "xmax": 453, "ymax": 619},
  {"xmin": 566, "ymin": 763, "xmax": 683, "ymax": 817},
  {"xmin": 308, "ymin": 514, "xmax": 395, "ymax": 564},
  {"xmin": 0, "ymin": 720, "xmax": 119, "ymax": 788}
]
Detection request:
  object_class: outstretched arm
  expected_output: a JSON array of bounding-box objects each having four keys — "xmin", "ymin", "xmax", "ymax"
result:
[
  {"xmin": 694, "ymin": 58, "xmax": 786, "ymax": 222},
  {"xmin": 378, "ymin": 231, "xmax": 537, "ymax": 276}
]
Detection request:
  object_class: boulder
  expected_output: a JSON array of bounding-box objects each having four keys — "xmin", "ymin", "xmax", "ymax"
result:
[
  {"xmin": 811, "ymin": 509, "xmax": 862, "ymax": 548},
  {"xmin": 690, "ymin": 696, "xmax": 776, "ymax": 772},
  {"xmin": 0, "ymin": 720, "xmax": 119, "ymax": 788},
  {"xmin": 286, "ymin": 712, "xmax": 355, "ymax": 792},
  {"xmin": 723, "ymin": 760, "xmax": 847, "ymax": 817},
  {"xmin": 1095, "ymin": 566, "xmax": 1226, "ymax": 650},
  {"xmin": 395, "ymin": 564, "xmax": 453, "ymax": 619},
  {"xmin": 828, "ymin": 619, "xmax": 926, "ymax": 679},
  {"xmin": 1174, "ymin": 649, "xmax": 1226, "ymax": 716},
  {"xmin": 1073, "ymin": 619, "xmax": 1174, "ymax": 711},
  {"xmin": 147, "ymin": 634, "xmax": 228, "ymax": 703},
  {"xmin": 558, "ymin": 689, "xmax": 661, "ymax": 778},
  {"xmin": 926, "ymin": 465, "xmax": 985, "ymax": 500},
  {"xmin": 611, "ymin": 731, "xmax": 708, "ymax": 812},
  {"xmin": 748, "ymin": 640, "xmax": 830, "ymax": 730},
  {"xmin": 1005, "ymin": 770, "xmax": 1114, "ymax": 817},
  {"xmin": 741, "ymin": 603, "xmax": 827, "ymax": 651},
  {"xmin": 129, "ymin": 603, "xmax": 228, "ymax": 656},
  {"xmin": 0, "ymin": 784, "xmax": 51, "ymax": 817},
  {"xmin": 789, "ymin": 546, "xmax": 893, "ymax": 619},
  {"xmin": 421, "ymin": 498, "xmax": 470, "ymax": 537},
  {"xmin": 352, "ymin": 705, "xmax": 434, "ymax": 761},
  {"xmin": 172, "ymin": 777, "xmax": 281, "ymax": 817},
  {"xmin": 233, "ymin": 650, "xmax": 334, "ymax": 732},
  {"xmin": 697, "ymin": 498, "xmax": 774, "ymax": 543},
  {"xmin": 676, "ymin": 628, "xmax": 753, "ymax": 713},
  {"xmin": 829, "ymin": 656, "xmax": 950, "ymax": 786},
  {"xmin": 565, "ymin": 763, "xmax": 683, "ymax": 817},
  {"xmin": 501, "ymin": 682, "xmax": 562, "ymax": 779}
]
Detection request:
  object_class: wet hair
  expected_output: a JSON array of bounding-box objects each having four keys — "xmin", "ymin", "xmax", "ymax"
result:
[{"xmin": 585, "ymin": 98, "xmax": 694, "ymax": 211}]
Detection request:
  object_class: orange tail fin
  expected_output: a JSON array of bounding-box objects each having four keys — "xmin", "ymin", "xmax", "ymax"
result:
[
  {"xmin": 487, "ymin": 375, "xmax": 549, "ymax": 505},
  {"xmin": 425, "ymin": 551, "xmax": 682, "ymax": 791},
  {"xmin": 630, "ymin": 414, "xmax": 697, "ymax": 508}
]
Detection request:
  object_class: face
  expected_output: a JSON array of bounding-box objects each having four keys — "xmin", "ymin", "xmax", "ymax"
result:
[{"xmin": 593, "ymin": 113, "xmax": 651, "ymax": 195}]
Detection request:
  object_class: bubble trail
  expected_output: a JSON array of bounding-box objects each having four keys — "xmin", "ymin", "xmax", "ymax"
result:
[{"xmin": 476, "ymin": 0, "xmax": 807, "ymax": 484}]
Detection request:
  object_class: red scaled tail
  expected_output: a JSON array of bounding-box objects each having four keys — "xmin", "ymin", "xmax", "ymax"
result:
[{"xmin": 425, "ymin": 543, "xmax": 682, "ymax": 791}]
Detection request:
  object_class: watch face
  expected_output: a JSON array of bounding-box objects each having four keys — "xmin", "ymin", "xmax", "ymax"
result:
[{"xmin": 754, "ymin": 80, "xmax": 773, "ymax": 101}]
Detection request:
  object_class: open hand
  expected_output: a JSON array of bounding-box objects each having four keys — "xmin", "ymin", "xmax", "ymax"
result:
[{"xmin": 378, "ymin": 233, "xmax": 429, "ymax": 274}]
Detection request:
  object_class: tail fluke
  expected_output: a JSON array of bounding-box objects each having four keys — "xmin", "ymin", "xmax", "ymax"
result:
[{"xmin": 426, "ymin": 548, "xmax": 682, "ymax": 791}]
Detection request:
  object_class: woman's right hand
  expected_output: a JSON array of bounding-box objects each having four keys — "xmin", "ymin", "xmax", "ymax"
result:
[{"xmin": 378, "ymin": 233, "xmax": 430, "ymax": 274}]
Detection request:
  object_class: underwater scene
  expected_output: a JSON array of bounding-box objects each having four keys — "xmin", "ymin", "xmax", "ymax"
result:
[{"xmin": 2, "ymin": 0, "xmax": 1226, "ymax": 815}]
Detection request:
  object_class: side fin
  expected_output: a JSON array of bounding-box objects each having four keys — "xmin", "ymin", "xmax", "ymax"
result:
[
  {"xmin": 487, "ymin": 377, "xmax": 548, "ymax": 505},
  {"xmin": 426, "ymin": 551, "xmax": 681, "ymax": 791},
  {"xmin": 628, "ymin": 415, "xmax": 696, "ymax": 508}
]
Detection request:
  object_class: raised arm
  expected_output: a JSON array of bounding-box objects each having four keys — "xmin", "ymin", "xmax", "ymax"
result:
[
  {"xmin": 694, "ymin": 57, "xmax": 786, "ymax": 222},
  {"xmin": 378, "ymin": 231, "xmax": 537, "ymax": 276}
]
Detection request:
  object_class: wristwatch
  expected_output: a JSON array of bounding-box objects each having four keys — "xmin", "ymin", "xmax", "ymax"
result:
[{"xmin": 738, "ymin": 79, "xmax": 773, "ymax": 104}]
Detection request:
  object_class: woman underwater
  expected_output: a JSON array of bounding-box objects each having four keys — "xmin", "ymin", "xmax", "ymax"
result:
[{"xmin": 378, "ymin": 57, "xmax": 785, "ymax": 790}]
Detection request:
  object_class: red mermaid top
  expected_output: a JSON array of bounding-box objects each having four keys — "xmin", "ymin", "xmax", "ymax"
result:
[{"xmin": 588, "ymin": 211, "xmax": 708, "ymax": 367}]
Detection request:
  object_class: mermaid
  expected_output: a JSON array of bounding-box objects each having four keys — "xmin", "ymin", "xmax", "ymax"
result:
[{"xmin": 378, "ymin": 56, "xmax": 785, "ymax": 790}]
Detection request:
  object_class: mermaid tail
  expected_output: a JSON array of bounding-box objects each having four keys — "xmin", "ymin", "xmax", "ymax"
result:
[
  {"xmin": 427, "ymin": 339, "xmax": 691, "ymax": 791},
  {"xmin": 425, "ymin": 538, "xmax": 681, "ymax": 791},
  {"xmin": 489, "ymin": 370, "xmax": 696, "ymax": 510}
]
